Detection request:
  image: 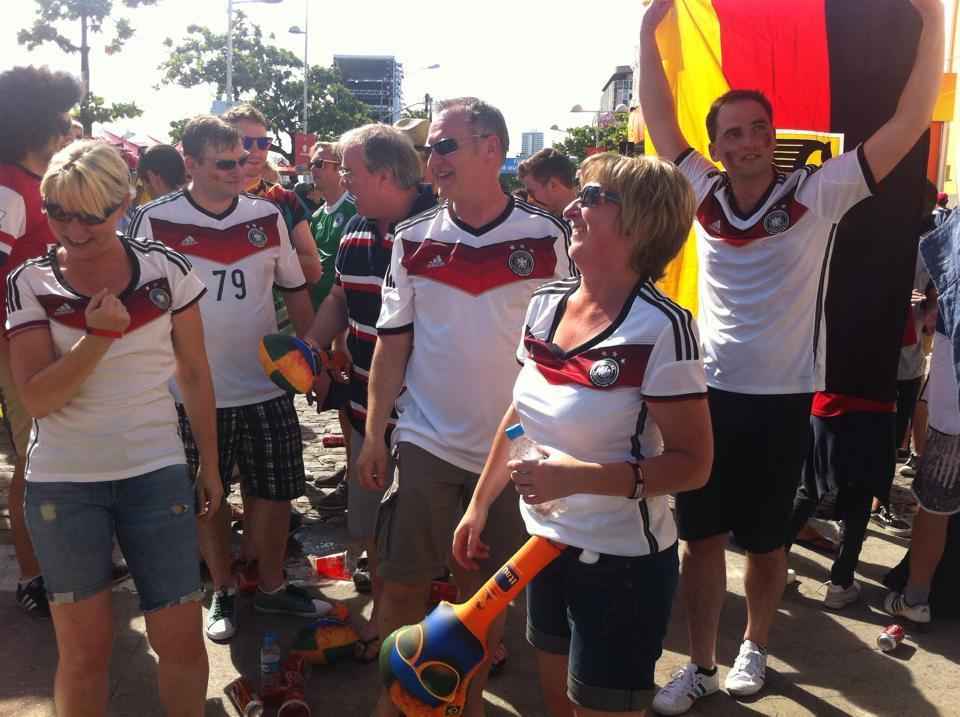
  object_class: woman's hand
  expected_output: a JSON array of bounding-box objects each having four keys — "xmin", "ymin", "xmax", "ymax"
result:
[
  {"xmin": 452, "ymin": 502, "xmax": 490, "ymax": 571},
  {"xmin": 508, "ymin": 446, "xmax": 581, "ymax": 505},
  {"xmin": 196, "ymin": 463, "xmax": 223, "ymax": 519},
  {"xmin": 85, "ymin": 289, "xmax": 130, "ymax": 334}
]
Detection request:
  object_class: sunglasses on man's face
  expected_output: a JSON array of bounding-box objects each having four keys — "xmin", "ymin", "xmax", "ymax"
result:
[
  {"xmin": 577, "ymin": 184, "xmax": 622, "ymax": 207},
  {"xmin": 207, "ymin": 154, "xmax": 249, "ymax": 171},
  {"xmin": 311, "ymin": 158, "xmax": 340, "ymax": 170},
  {"xmin": 43, "ymin": 201, "xmax": 122, "ymax": 226},
  {"xmin": 423, "ymin": 134, "xmax": 491, "ymax": 158},
  {"xmin": 242, "ymin": 136, "xmax": 272, "ymax": 151}
]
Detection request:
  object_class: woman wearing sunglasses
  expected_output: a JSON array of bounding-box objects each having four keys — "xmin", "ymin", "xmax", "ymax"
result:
[
  {"xmin": 5, "ymin": 140, "xmax": 220, "ymax": 716},
  {"xmin": 454, "ymin": 153, "xmax": 713, "ymax": 716}
]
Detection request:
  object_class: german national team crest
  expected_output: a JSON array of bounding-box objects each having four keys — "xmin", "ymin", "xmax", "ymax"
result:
[
  {"xmin": 247, "ymin": 226, "xmax": 268, "ymax": 248},
  {"xmin": 763, "ymin": 209, "xmax": 791, "ymax": 235},
  {"xmin": 589, "ymin": 357, "xmax": 621, "ymax": 387},
  {"xmin": 333, "ymin": 214, "xmax": 345, "ymax": 229},
  {"xmin": 149, "ymin": 286, "xmax": 172, "ymax": 311},
  {"xmin": 507, "ymin": 246, "xmax": 535, "ymax": 277}
]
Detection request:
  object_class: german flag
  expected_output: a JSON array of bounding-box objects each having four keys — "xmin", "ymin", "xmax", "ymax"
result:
[{"xmin": 651, "ymin": 0, "xmax": 933, "ymax": 402}]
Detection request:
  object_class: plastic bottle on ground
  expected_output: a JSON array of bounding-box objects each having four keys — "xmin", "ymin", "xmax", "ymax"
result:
[{"xmin": 259, "ymin": 631, "xmax": 285, "ymax": 702}]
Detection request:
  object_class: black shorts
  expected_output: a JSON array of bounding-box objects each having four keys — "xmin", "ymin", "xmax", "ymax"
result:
[
  {"xmin": 805, "ymin": 411, "xmax": 895, "ymax": 510},
  {"xmin": 676, "ymin": 388, "xmax": 812, "ymax": 553},
  {"xmin": 527, "ymin": 544, "xmax": 679, "ymax": 713},
  {"xmin": 177, "ymin": 394, "xmax": 305, "ymax": 501}
]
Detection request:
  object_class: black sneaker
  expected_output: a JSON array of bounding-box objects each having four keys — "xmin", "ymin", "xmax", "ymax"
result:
[
  {"xmin": 17, "ymin": 576, "xmax": 51, "ymax": 617},
  {"xmin": 111, "ymin": 560, "xmax": 131, "ymax": 586},
  {"xmin": 871, "ymin": 506, "xmax": 912, "ymax": 537},
  {"xmin": 317, "ymin": 480, "xmax": 348, "ymax": 512},
  {"xmin": 288, "ymin": 510, "xmax": 304, "ymax": 535},
  {"xmin": 899, "ymin": 454, "xmax": 919, "ymax": 477}
]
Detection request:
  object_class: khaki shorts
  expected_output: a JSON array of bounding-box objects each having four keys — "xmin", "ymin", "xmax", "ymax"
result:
[
  {"xmin": 376, "ymin": 442, "xmax": 526, "ymax": 583},
  {"xmin": 347, "ymin": 427, "xmax": 391, "ymax": 541},
  {"xmin": 0, "ymin": 348, "xmax": 31, "ymax": 457}
]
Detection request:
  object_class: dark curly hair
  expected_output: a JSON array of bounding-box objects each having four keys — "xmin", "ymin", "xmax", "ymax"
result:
[{"xmin": 0, "ymin": 66, "xmax": 82, "ymax": 163}]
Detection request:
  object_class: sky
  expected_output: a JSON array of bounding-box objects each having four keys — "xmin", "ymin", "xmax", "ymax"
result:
[{"xmin": 1, "ymin": 0, "xmax": 645, "ymax": 153}]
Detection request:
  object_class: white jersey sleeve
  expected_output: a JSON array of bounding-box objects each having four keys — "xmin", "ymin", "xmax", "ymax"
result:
[
  {"xmin": 273, "ymin": 214, "xmax": 307, "ymax": 290},
  {"xmin": 0, "ymin": 187, "xmax": 27, "ymax": 257},
  {"xmin": 641, "ymin": 317, "xmax": 707, "ymax": 401},
  {"xmin": 159, "ymin": 244, "xmax": 207, "ymax": 312},
  {"xmin": 377, "ymin": 229, "xmax": 415, "ymax": 333},
  {"xmin": 796, "ymin": 145, "xmax": 875, "ymax": 223},
  {"xmin": 676, "ymin": 149, "xmax": 721, "ymax": 205},
  {"xmin": 5, "ymin": 261, "xmax": 46, "ymax": 337}
]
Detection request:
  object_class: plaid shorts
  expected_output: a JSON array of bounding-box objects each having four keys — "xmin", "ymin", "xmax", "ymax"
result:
[
  {"xmin": 914, "ymin": 428, "xmax": 960, "ymax": 515},
  {"xmin": 177, "ymin": 394, "xmax": 305, "ymax": 501}
]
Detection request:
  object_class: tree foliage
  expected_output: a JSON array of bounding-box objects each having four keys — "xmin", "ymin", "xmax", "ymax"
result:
[
  {"xmin": 159, "ymin": 15, "xmax": 374, "ymax": 161},
  {"xmin": 552, "ymin": 117, "xmax": 629, "ymax": 165},
  {"xmin": 73, "ymin": 94, "xmax": 143, "ymax": 126},
  {"xmin": 18, "ymin": 0, "xmax": 160, "ymax": 133}
]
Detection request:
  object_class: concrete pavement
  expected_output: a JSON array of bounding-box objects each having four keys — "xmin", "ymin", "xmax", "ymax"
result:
[{"xmin": 1, "ymin": 396, "xmax": 958, "ymax": 716}]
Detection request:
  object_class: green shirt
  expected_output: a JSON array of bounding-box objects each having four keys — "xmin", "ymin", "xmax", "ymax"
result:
[{"xmin": 309, "ymin": 192, "xmax": 357, "ymax": 309}]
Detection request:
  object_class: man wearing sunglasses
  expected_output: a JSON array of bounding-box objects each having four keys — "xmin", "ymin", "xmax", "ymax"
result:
[
  {"xmin": 641, "ymin": 0, "xmax": 944, "ymax": 712},
  {"xmin": 0, "ymin": 65, "xmax": 83, "ymax": 619},
  {"xmin": 129, "ymin": 116, "xmax": 324, "ymax": 643},
  {"xmin": 223, "ymin": 104, "xmax": 321, "ymax": 293},
  {"xmin": 356, "ymin": 97, "xmax": 573, "ymax": 717}
]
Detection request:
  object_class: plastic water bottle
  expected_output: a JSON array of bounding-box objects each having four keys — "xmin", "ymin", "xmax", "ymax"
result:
[
  {"xmin": 259, "ymin": 631, "xmax": 284, "ymax": 701},
  {"xmin": 505, "ymin": 423, "xmax": 566, "ymax": 519}
]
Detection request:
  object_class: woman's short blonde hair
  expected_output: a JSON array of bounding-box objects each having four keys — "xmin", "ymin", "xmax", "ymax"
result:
[
  {"xmin": 41, "ymin": 140, "xmax": 133, "ymax": 217},
  {"xmin": 578, "ymin": 153, "xmax": 696, "ymax": 282}
]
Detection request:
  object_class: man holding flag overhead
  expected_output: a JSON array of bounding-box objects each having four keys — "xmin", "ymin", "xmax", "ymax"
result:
[{"xmin": 640, "ymin": 0, "xmax": 944, "ymax": 712}]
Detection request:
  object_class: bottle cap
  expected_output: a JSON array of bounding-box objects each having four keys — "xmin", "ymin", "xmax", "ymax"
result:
[{"xmin": 505, "ymin": 423, "xmax": 525, "ymax": 440}]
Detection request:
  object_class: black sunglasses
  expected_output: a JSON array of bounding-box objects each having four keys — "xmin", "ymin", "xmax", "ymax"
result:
[
  {"xmin": 423, "ymin": 134, "xmax": 491, "ymax": 157},
  {"xmin": 207, "ymin": 154, "xmax": 249, "ymax": 171},
  {"xmin": 311, "ymin": 158, "xmax": 340, "ymax": 169},
  {"xmin": 43, "ymin": 201, "xmax": 122, "ymax": 226},
  {"xmin": 242, "ymin": 136, "xmax": 272, "ymax": 151},
  {"xmin": 578, "ymin": 184, "xmax": 622, "ymax": 207}
]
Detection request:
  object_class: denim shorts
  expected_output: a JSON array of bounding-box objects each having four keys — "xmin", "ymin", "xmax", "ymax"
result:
[
  {"xmin": 526, "ymin": 542, "xmax": 679, "ymax": 713},
  {"xmin": 25, "ymin": 464, "xmax": 204, "ymax": 612}
]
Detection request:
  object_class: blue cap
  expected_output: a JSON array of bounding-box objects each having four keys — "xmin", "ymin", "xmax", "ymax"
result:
[{"xmin": 505, "ymin": 423, "xmax": 525, "ymax": 440}]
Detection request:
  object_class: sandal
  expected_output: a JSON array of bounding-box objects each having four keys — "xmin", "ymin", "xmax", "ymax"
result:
[
  {"xmin": 489, "ymin": 641, "xmax": 508, "ymax": 677},
  {"xmin": 355, "ymin": 634, "xmax": 381, "ymax": 664}
]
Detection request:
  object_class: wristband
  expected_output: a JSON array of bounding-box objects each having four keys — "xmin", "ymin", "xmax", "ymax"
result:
[
  {"xmin": 86, "ymin": 327, "xmax": 123, "ymax": 339},
  {"xmin": 627, "ymin": 462, "xmax": 645, "ymax": 500}
]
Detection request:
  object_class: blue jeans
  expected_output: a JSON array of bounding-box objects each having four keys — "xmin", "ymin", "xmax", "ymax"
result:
[
  {"xmin": 25, "ymin": 464, "xmax": 204, "ymax": 612},
  {"xmin": 526, "ymin": 543, "xmax": 679, "ymax": 712},
  {"xmin": 920, "ymin": 209, "xmax": 960, "ymax": 410}
]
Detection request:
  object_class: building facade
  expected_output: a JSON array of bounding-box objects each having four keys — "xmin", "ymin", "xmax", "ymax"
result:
[
  {"xmin": 521, "ymin": 131, "xmax": 545, "ymax": 158},
  {"xmin": 334, "ymin": 55, "xmax": 403, "ymax": 123}
]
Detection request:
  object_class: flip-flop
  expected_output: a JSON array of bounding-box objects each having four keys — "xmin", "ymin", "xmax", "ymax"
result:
[{"xmin": 355, "ymin": 635, "xmax": 381, "ymax": 664}]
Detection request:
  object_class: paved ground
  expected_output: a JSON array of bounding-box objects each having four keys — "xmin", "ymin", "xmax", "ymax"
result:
[{"xmin": 1, "ymin": 396, "xmax": 958, "ymax": 716}]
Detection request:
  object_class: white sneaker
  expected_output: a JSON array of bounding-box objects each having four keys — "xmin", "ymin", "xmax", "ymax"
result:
[
  {"xmin": 725, "ymin": 640, "xmax": 766, "ymax": 697},
  {"xmin": 884, "ymin": 591, "xmax": 931, "ymax": 623},
  {"xmin": 823, "ymin": 580, "xmax": 861, "ymax": 609},
  {"xmin": 652, "ymin": 664, "xmax": 720, "ymax": 715},
  {"xmin": 206, "ymin": 589, "xmax": 238, "ymax": 642}
]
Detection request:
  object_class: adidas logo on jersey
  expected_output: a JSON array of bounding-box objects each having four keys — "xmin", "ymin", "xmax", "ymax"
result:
[
  {"xmin": 181, "ymin": 235, "xmax": 198, "ymax": 247},
  {"xmin": 709, "ymin": 220, "xmax": 723, "ymax": 233},
  {"xmin": 53, "ymin": 303, "xmax": 75, "ymax": 316},
  {"xmin": 427, "ymin": 256, "xmax": 445, "ymax": 269}
]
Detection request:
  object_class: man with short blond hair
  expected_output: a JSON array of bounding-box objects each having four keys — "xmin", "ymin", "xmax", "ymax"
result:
[
  {"xmin": 357, "ymin": 97, "xmax": 572, "ymax": 717},
  {"xmin": 130, "ymin": 115, "xmax": 323, "ymax": 642}
]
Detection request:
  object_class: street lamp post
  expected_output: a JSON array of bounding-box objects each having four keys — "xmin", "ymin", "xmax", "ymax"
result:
[
  {"xmin": 289, "ymin": 1, "xmax": 310, "ymax": 134},
  {"xmin": 226, "ymin": 0, "xmax": 284, "ymax": 104},
  {"xmin": 396, "ymin": 64, "xmax": 440, "ymax": 123}
]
